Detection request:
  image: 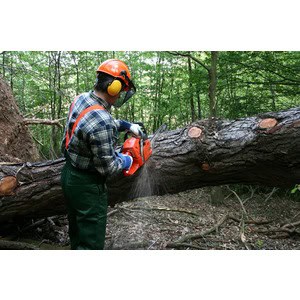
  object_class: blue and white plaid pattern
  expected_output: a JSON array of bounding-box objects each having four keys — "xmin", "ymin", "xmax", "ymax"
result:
[{"xmin": 61, "ymin": 91, "xmax": 124, "ymax": 177}]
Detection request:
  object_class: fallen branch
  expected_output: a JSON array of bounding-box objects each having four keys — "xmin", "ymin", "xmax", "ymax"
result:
[
  {"xmin": 107, "ymin": 209, "xmax": 119, "ymax": 217},
  {"xmin": 256, "ymin": 227, "xmax": 300, "ymax": 235},
  {"xmin": 287, "ymin": 211, "xmax": 300, "ymax": 223},
  {"xmin": 242, "ymin": 186, "xmax": 257, "ymax": 204},
  {"xmin": 255, "ymin": 219, "xmax": 300, "ymax": 236},
  {"xmin": 166, "ymin": 242, "xmax": 206, "ymax": 250},
  {"xmin": 127, "ymin": 205, "xmax": 200, "ymax": 216},
  {"xmin": 281, "ymin": 220, "xmax": 300, "ymax": 229},
  {"xmin": 167, "ymin": 214, "xmax": 229, "ymax": 247},
  {"xmin": 239, "ymin": 217, "xmax": 250, "ymax": 250},
  {"xmin": 264, "ymin": 187, "xmax": 278, "ymax": 203},
  {"xmin": 0, "ymin": 238, "xmax": 38, "ymax": 250},
  {"xmin": 228, "ymin": 215, "xmax": 273, "ymax": 225},
  {"xmin": 226, "ymin": 186, "xmax": 248, "ymax": 216}
]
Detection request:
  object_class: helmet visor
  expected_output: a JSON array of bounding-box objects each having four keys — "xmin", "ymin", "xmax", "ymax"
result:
[{"xmin": 113, "ymin": 79, "xmax": 136, "ymax": 108}]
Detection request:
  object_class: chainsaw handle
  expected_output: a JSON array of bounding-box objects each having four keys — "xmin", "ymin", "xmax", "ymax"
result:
[{"xmin": 124, "ymin": 122, "xmax": 148, "ymax": 141}]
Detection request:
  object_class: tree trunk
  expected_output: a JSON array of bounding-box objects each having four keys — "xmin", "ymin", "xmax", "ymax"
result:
[
  {"xmin": 1, "ymin": 106, "xmax": 300, "ymax": 223},
  {"xmin": 208, "ymin": 51, "xmax": 218, "ymax": 118},
  {"xmin": 152, "ymin": 53, "xmax": 163, "ymax": 132},
  {"xmin": 188, "ymin": 55, "xmax": 196, "ymax": 122},
  {"xmin": 1, "ymin": 52, "xmax": 5, "ymax": 77},
  {"xmin": 0, "ymin": 78, "xmax": 40, "ymax": 163},
  {"xmin": 196, "ymin": 88, "xmax": 202, "ymax": 120}
]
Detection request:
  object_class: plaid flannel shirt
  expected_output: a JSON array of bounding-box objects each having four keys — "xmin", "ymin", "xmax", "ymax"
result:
[{"xmin": 61, "ymin": 91, "xmax": 128, "ymax": 177}]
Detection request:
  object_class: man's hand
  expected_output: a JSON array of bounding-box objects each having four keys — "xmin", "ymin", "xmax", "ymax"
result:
[
  {"xmin": 116, "ymin": 152, "xmax": 133, "ymax": 170},
  {"xmin": 129, "ymin": 123, "xmax": 143, "ymax": 137},
  {"xmin": 117, "ymin": 120, "xmax": 144, "ymax": 138}
]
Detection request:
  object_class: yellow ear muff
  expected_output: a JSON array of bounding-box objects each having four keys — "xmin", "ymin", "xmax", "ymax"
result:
[{"xmin": 107, "ymin": 80, "xmax": 122, "ymax": 96}]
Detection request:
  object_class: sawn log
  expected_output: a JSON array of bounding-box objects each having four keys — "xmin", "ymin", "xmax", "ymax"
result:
[{"xmin": 1, "ymin": 107, "xmax": 300, "ymax": 223}]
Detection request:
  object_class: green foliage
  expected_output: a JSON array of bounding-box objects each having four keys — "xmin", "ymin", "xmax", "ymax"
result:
[
  {"xmin": 1, "ymin": 51, "xmax": 299, "ymax": 159},
  {"xmin": 291, "ymin": 184, "xmax": 300, "ymax": 194},
  {"xmin": 256, "ymin": 239, "xmax": 264, "ymax": 249}
]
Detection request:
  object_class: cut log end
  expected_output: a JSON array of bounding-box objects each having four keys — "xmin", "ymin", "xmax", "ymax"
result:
[
  {"xmin": 188, "ymin": 127, "xmax": 202, "ymax": 138},
  {"xmin": 259, "ymin": 118, "xmax": 278, "ymax": 129},
  {"xmin": 0, "ymin": 176, "xmax": 17, "ymax": 196},
  {"xmin": 201, "ymin": 163, "xmax": 210, "ymax": 171}
]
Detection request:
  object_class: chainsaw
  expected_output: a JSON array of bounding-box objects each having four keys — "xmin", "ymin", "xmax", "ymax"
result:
[{"xmin": 121, "ymin": 122, "xmax": 153, "ymax": 176}]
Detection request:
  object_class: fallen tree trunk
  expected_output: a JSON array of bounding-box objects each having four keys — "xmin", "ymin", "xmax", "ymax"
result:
[{"xmin": 1, "ymin": 107, "xmax": 300, "ymax": 223}]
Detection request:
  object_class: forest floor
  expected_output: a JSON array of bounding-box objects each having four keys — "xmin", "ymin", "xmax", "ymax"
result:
[{"xmin": 2, "ymin": 186, "xmax": 300, "ymax": 250}]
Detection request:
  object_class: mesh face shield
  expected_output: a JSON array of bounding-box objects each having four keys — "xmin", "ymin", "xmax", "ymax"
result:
[{"xmin": 113, "ymin": 76, "xmax": 136, "ymax": 108}]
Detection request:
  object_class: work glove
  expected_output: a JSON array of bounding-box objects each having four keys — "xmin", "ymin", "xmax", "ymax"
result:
[
  {"xmin": 117, "ymin": 152, "xmax": 133, "ymax": 170},
  {"xmin": 118, "ymin": 120, "xmax": 143, "ymax": 137},
  {"xmin": 129, "ymin": 123, "xmax": 143, "ymax": 137}
]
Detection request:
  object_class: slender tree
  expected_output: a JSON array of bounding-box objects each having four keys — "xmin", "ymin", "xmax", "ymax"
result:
[{"xmin": 187, "ymin": 54, "xmax": 196, "ymax": 121}]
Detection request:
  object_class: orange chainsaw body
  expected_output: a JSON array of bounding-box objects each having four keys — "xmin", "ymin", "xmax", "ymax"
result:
[{"xmin": 122, "ymin": 136, "xmax": 152, "ymax": 176}]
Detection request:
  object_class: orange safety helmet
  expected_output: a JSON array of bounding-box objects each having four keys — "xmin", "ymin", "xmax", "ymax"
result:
[
  {"xmin": 97, "ymin": 59, "xmax": 131, "ymax": 88},
  {"xmin": 96, "ymin": 59, "xmax": 136, "ymax": 107}
]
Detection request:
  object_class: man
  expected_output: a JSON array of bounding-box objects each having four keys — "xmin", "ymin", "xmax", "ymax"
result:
[{"xmin": 61, "ymin": 59, "xmax": 141, "ymax": 250}]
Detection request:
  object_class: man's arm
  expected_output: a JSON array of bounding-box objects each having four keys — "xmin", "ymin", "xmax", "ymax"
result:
[{"xmin": 115, "ymin": 119, "xmax": 142, "ymax": 136}]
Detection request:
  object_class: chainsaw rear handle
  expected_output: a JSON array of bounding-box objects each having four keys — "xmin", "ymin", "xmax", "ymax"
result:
[{"xmin": 124, "ymin": 122, "xmax": 148, "ymax": 141}]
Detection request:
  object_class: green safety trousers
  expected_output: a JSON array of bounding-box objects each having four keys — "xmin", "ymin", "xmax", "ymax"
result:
[{"xmin": 61, "ymin": 158, "xmax": 108, "ymax": 250}]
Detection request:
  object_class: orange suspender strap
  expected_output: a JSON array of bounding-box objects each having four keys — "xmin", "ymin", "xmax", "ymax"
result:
[
  {"xmin": 65, "ymin": 96, "xmax": 79, "ymax": 150},
  {"xmin": 65, "ymin": 101, "xmax": 104, "ymax": 150}
]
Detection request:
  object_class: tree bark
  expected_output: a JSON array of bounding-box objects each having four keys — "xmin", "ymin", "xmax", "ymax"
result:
[
  {"xmin": 188, "ymin": 55, "xmax": 196, "ymax": 121},
  {"xmin": 1, "ymin": 106, "xmax": 300, "ymax": 223},
  {"xmin": 0, "ymin": 78, "xmax": 40, "ymax": 162},
  {"xmin": 208, "ymin": 51, "xmax": 218, "ymax": 118}
]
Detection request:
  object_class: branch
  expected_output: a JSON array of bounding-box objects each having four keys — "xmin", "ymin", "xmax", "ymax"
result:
[
  {"xmin": 0, "ymin": 238, "xmax": 38, "ymax": 250},
  {"xmin": 126, "ymin": 205, "xmax": 200, "ymax": 216},
  {"xmin": 239, "ymin": 80, "xmax": 300, "ymax": 86},
  {"xmin": 242, "ymin": 186, "xmax": 257, "ymax": 204},
  {"xmin": 23, "ymin": 118, "xmax": 64, "ymax": 128},
  {"xmin": 167, "ymin": 51, "xmax": 210, "ymax": 72},
  {"xmin": 166, "ymin": 242, "xmax": 206, "ymax": 250},
  {"xmin": 255, "ymin": 218, "xmax": 300, "ymax": 236},
  {"xmin": 226, "ymin": 186, "xmax": 248, "ymax": 216},
  {"xmin": 224, "ymin": 59, "xmax": 300, "ymax": 84},
  {"xmin": 167, "ymin": 214, "xmax": 229, "ymax": 246},
  {"xmin": 229, "ymin": 215, "xmax": 273, "ymax": 225},
  {"xmin": 264, "ymin": 187, "xmax": 278, "ymax": 203},
  {"xmin": 281, "ymin": 220, "xmax": 300, "ymax": 230}
]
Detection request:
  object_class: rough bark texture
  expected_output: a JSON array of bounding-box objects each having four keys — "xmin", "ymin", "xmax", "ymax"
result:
[
  {"xmin": 1, "ymin": 106, "xmax": 300, "ymax": 223},
  {"xmin": 208, "ymin": 51, "xmax": 218, "ymax": 117},
  {"xmin": 0, "ymin": 159, "xmax": 65, "ymax": 222},
  {"xmin": 110, "ymin": 107, "xmax": 300, "ymax": 203},
  {"xmin": 0, "ymin": 77, "xmax": 39, "ymax": 162}
]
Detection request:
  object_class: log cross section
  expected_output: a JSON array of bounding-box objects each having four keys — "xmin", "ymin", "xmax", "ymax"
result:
[{"xmin": 188, "ymin": 127, "xmax": 203, "ymax": 138}]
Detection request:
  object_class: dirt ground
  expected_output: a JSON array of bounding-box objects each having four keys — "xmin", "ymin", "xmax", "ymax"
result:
[{"xmin": 3, "ymin": 185, "xmax": 300, "ymax": 250}]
